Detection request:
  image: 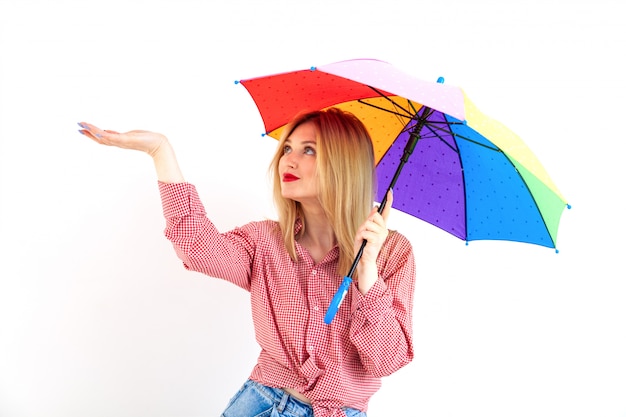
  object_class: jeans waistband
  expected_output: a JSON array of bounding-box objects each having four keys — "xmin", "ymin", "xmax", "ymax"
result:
[{"xmin": 249, "ymin": 380, "xmax": 313, "ymax": 416}]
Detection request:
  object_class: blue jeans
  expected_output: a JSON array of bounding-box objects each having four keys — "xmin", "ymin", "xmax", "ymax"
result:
[{"xmin": 220, "ymin": 379, "xmax": 366, "ymax": 417}]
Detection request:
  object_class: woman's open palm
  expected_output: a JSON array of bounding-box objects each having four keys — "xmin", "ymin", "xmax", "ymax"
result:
[{"xmin": 78, "ymin": 122, "xmax": 167, "ymax": 156}]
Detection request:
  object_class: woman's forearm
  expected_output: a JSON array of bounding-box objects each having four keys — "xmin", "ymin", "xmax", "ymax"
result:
[{"xmin": 151, "ymin": 141, "xmax": 185, "ymax": 183}]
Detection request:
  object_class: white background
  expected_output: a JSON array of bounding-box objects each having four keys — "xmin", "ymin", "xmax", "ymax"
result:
[{"xmin": 1, "ymin": 1, "xmax": 624, "ymax": 416}]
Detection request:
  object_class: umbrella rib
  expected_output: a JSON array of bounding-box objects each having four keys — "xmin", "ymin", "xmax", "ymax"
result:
[
  {"xmin": 365, "ymin": 86, "xmax": 417, "ymax": 119},
  {"xmin": 419, "ymin": 122, "xmax": 459, "ymax": 152},
  {"xmin": 450, "ymin": 132, "xmax": 502, "ymax": 152},
  {"xmin": 421, "ymin": 120, "xmax": 502, "ymax": 153},
  {"xmin": 357, "ymin": 98, "xmax": 414, "ymax": 120}
]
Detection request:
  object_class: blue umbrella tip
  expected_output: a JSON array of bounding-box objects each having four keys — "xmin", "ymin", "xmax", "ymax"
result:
[
  {"xmin": 261, "ymin": 133, "xmax": 267, "ymax": 137},
  {"xmin": 567, "ymin": 204, "xmax": 572, "ymax": 209},
  {"xmin": 437, "ymin": 76, "xmax": 445, "ymax": 84},
  {"xmin": 555, "ymin": 248, "xmax": 560, "ymax": 254},
  {"xmin": 310, "ymin": 66, "xmax": 317, "ymax": 71},
  {"xmin": 234, "ymin": 80, "xmax": 240, "ymax": 85}
]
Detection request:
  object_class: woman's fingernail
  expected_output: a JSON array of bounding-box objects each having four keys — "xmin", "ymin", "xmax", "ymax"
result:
[
  {"xmin": 95, "ymin": 133, "xmax": 102, "ymax": 138},
  {"xmin": 77, "ymin": 122, "xmax": 86, "ymax": 129},
  {"xmin": 78, "ymin": 129, "xmax": 85, "ymax": 135}
]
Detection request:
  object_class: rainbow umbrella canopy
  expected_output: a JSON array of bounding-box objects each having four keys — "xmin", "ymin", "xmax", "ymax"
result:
[{"xmin": 237, "ymin": 58, "xmax": 569, "ymax": 252}]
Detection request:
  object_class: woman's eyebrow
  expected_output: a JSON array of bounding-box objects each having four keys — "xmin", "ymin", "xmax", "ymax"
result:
[{"xmin": 285, "ymin": 139, "xmax": 317, "ymax": 146}]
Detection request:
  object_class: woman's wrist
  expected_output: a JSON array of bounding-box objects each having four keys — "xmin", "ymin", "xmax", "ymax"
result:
[
  {"xmin": 356, "ymin": 261, "xmax": 378, "ymax": 295},
  {"xmin": 151, "ymin": 141, "xmax": 185, "ymax": 183}
]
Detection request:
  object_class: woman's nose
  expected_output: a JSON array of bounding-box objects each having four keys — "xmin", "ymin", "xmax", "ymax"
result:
[{"xmin": 285, "ymin": 153, "xmax": 298, "ymax": 168}]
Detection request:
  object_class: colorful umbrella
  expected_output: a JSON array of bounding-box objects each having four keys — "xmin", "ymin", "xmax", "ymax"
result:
[{"xmin": 236, "ymin": 58, "xmax": 569, "ymax": 323}]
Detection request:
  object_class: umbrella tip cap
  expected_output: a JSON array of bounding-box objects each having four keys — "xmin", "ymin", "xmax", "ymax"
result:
[
  {"xmin": 437, "ymin": 76, "xmax": 445, "ymax": 84},
  {"xmin": 310, "ymin": 66, "xmax": 317, "ymax": 71},
  {"xmin": 234, "ymin": 80, "xmax": 240, "ymax": 85}
]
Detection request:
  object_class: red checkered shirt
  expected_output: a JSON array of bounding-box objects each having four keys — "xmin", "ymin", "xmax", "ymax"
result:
[{"xmin": 159, "ymin": 182, "xmax": 415, "ymax": 417}]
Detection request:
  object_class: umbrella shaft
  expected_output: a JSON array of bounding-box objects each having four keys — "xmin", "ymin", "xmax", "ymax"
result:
[
  {"xmin": 347, "ymin": 131, "xmax": 421, "ymax": 279},
  {"xmin": 327, "ymin": 108, "xmax": 430, "ymax": 322}
]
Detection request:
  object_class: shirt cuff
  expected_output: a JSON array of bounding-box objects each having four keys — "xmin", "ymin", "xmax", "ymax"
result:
[
  {"xmin": 350, "ymin": 278, "xmax": 392, "ymax": 323},
  {"xmin": 158, "ymin": 181, "xmax": 205, "ymax": 218}
]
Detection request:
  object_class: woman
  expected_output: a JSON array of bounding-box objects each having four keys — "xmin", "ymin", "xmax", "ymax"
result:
[{"xmin": 78, "ymin": 108, "xmax": 416, "ymax": 417}]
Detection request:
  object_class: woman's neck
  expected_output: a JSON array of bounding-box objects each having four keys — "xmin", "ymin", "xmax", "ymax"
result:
[{"xmin": 297, "ymin": 205, "xmax": 336, "ymax": 263}]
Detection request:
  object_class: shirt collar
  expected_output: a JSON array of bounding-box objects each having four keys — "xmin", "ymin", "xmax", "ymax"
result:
[{"xmin": 294, "ymin": 217, "xmax": 304, "ymax": 235}]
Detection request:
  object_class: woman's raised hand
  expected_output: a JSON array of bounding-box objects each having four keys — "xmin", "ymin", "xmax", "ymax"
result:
[
  {"xmin": 78, "ymin": 122, "xmax": 168, "ymax": 157},
  {"xmin": 354, "ymin": 189, "xmax": 393, "ymax": 294},
  {"xmin": 78, "ymin": 122, "xmax": 185, "ymax": 183}
]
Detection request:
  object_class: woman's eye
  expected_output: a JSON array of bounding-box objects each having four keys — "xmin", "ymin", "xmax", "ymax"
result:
[
  {"xmin": 283, "ymin": 145, "xmax": 292, "ymax": 154},
  {"xmin": 304, "ymin": 147, "xmax": 316, "ymax": 155}
]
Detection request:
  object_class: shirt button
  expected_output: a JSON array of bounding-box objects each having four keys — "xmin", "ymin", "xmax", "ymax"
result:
[
  {"xmin": 313, "ymin": 305, "xmax": 319, "ymax": 311},
  {"xmin": 311, "ymin": 270, "xmax": 317, "ymax": 276}
]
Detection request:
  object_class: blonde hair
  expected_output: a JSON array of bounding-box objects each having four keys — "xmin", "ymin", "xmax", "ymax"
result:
[{"xmin": 269, "ymin": 108, "xmax": 377, "ymax": 276}]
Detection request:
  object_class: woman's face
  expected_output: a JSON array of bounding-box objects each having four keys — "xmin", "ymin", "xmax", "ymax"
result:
[{"xmin": 278, "ymin": 121, "xmax": 320, "ymax": 205}]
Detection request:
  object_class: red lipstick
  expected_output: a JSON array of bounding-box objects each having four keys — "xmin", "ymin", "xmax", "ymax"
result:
[{"xmin": 283, "ymin": 173, "xmax": 299, "ymax": 182}]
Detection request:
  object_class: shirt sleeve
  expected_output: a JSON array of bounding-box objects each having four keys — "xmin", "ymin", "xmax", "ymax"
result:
[
  {"xmin": 158, "ymin": 181, "xmax": 257, "ymax": 291},
  {"xmin": 348, "ymin": 230, "xmax": 416, "ymax": 377}
]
